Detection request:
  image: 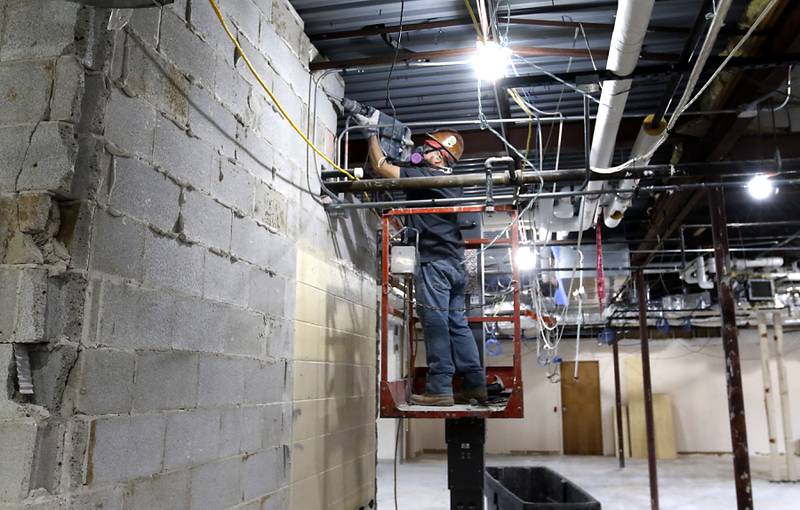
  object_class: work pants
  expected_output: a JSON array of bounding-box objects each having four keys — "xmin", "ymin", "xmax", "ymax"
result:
[{"xmin": 415, "ymin": 257, "xmax": 485, "ymax": 396}]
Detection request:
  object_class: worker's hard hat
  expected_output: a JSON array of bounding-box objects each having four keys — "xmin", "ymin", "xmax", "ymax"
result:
[{"xmin": 425, "ymin": 129, "xmax": 464, "ymax": 162}]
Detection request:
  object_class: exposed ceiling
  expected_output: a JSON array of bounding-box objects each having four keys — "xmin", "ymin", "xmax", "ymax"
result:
[{"xmin": 290, "ymin": 0, "xmax": 800, "ymax": 323}]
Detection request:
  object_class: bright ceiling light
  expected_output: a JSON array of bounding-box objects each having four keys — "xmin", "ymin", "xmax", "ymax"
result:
[
  {"xmin": 472, "ymin": 40, "xmax": 511, "ymax": 82},
  {"xmin": 747, "ymin": 174, "xmax": 774, "ymax": 200},
  {"xmin": 516, "ymin": 246, "xmax": 537, "ymax": 271}
]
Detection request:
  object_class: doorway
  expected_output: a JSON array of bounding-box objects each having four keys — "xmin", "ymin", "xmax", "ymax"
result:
[{"xmin": 560, "ymin": 361, "xmax": 603, "ymax": 455}]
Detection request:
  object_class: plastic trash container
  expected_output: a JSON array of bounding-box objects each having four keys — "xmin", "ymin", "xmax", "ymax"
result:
[{"xmin": 485, "ymin": 466, "xmax": 601, "ymax": 510}]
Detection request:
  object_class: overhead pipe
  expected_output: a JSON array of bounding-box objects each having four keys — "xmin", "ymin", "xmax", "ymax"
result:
[
  {"xmin": 732, "ymin": 257, "xmax": 784, "ymax": 270},
  {"xmin": 536, "ymin": 0, "xmax": 657, "ymax": 233},
  {"xmin": 603, "ymin": 0, "xmax": 735, "ymax": 228}
]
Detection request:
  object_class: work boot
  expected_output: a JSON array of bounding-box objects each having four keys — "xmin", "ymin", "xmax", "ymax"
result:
[
  {"xmin": 454, "ymin": 387, "xmax": 488, "ymax": 404},
  {"xmin": 410, "ymin": 393, "xmax": 454, "ymax": 406}
]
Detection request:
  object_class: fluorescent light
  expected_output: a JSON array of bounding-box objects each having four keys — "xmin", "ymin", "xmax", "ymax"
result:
[
  {"xmin": 747, "ymin": 174, "xmax": 774, "ymax": 200},
  {"xmin": 472, "ymin": 40, "xmax": 511, "ymax": 82},
  {"xmin": 516, "ymin": 246, "xmax": 536, "ymax": 271}
]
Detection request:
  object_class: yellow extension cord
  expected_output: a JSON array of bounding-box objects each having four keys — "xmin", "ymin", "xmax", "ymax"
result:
[{"xmin": 207, "ymin": 0, "xmax": 357, "ymax": 181}]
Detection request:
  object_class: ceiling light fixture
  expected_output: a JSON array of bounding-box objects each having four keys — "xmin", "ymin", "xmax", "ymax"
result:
[
  {"xmin": 472, "ymin": 40, "xmax": 511, "ymax": 82},
  {"xmin": 516, "ymin": 246, "xmax": 537, "ymax": 271},
  {"xmin": 747, "ymin": 174, "xmax": 774, "ymax": 200}
]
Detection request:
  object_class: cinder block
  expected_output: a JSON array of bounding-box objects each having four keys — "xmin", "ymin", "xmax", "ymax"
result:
[
  {"xmin": 107, "ymin": 157, "xmax": 181, "ymax": 233},
  {"xmin": 103, "ymin": 89, "xmax": 157, "ymax": 159},
  {"xmin": 0, "ymin": 125, "xmax": 31, "ymax": 192},
  {"xmin": 94, "ymin": 280, "xmax": 177, "ymax": 349},
  {"xmin": 159, "ymin": 9, "xmax": 215, "ymax": 87},
  {"xmin": 50, "ymin": 55, "xmax": 84, "ymax": 122},
  {"xmin": 0, "ymin": 59, "xmax": 54, "ymax": 124},
  {"xmin": 269, "ymin": 0, "xmax": 305, "ymax": 60},
  {"xmin": 197, "ymin": 354, "xmax": 245, "ymax": 406},
  {"xmin": 46, "ymin": 272, "xmax": 87, "ymax": 344},
  {"xmin": 113, "ymin": 33, "xmax": 191, "ymax": 124},
  {"xmin": 89, "ymin": 414, "xmax": 166, "ymax": 485},
  {"xmin": 222, "ymin": 0, "xmax": 261, "ymax": 47},
  {"xmin": 231, "ymin": 125, "xmax": 275, "ymax": 183},
  {"xmin": 230, "ymin": 216, "xmax": 294, "ymax": 273},
  {"xmin": 141, "ymin": 231, "xmax": 204, "ymax": 296},
  {"xmin": 260, "ymin": 25, "xmax": 308, "ymax": 96},
  {"xmin": 128, "ymin": 4, "xmax": 162, "ymax": 49},
  {"xmin": 242, "ymin": 447, "xmax": 285, "ymax": 501},
  {"xmin": 153, "ymin": 115, "xmax": 215, "ymax": 192},
  {"xmin": 181, "ymin": 0, "xmax": 229, "ymax": 51},
  {"xmin": 16, "ymin": 122, "xmax": 77, "ymax": 193},
  {"xmin": 163, "ymin": 409, "xmax": 220, "ymax": 470},
  {"xmin": 89, "ymin": 208, "xmax": 145, "ymax": 280},
  {"xmin": 262, "ymin": 486, "xmax": 289, "ymax": 509},
  {"xmin": 171, "ymin": 297, "xmax": 226, "ymax": 353},
  {"xmin": 253, "ymin": 183, "xmax": 288, "ymax": 234},
  {"xmin": 67, "ymin": 486, "xmax": 125, "ymax": 510},
  {"xmin": 262, "ymin": 402, "xmax": 291, "ymax": 449},
  {"xmin": 16, "ymin": 192, "xmax": 52, "ymax": 234},
  {"xmin": 189, "ymin": 457, "xmax": 242, "ymax": 510},
  {"xmin": 0, "ymin": 417, "xmax": 37, "ymax": 501},
  {"xmin": 186, "ymin": 87, "xmax": 238, "ymax": 157},
  {"xmin": 74, "ymin": 348, "xmax": 135, "ymax": 415},
  {"xmin": 214, "ymin": 54, "xmax": 255, "ymax": 122},
  {"xmin": 244, "ymin": 359, "xmax": 286, "ymax": 405},
  {"xmin": 223, "ymin": 308, "xmax": 265, "ymax": 357},
  {"xmin": 0, "ymin": 266, "xmax": 48, "ymax": 343},
  {"xmin": 0, "ymin": 0, "xmax": 79, "ymax": 61},
  {"xmin": 210, "ymin": 157, "xmax": 256, "ymax": 213},
  {"xmin": 181, "ymin": 190, "xmax": 232, "ymax": 250},
  {"xmin": 128, "ymin": 470, "xmax": 190, "ymax": 510},
  {"xmin": 247, "ymin": 268, "xmax": 287, "ymax": 317},
  {"xmin": 132, "ymin": 351, "xmax": 198, "ymax": 411},
  {"xmin": 240, "ymin": 404, "xmax": 264, "ymax": 454},
  {"xmin": 219, "ymin": 407, "xmax": 242, "ymax": 456},
  {"xmin": 29, "ymin": 340, "xmax": 79, "ymax": 413},
  {"xmin": 265, "ymin": 316, "xmax": 291, "ymax": 360},
  {"xmin": 203, "ymin": 252, "xmax": 248, "ymax": 306}
]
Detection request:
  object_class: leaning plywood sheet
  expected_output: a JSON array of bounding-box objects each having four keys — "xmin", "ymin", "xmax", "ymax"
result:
[{"xmin": 628, "ymin": 395, "xmax": 678, "ymax": 459}]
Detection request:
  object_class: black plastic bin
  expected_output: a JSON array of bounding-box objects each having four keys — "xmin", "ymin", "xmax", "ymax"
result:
[{"xmin": 485, "ymin": 466, "xmax": 601, "ymax": 510}]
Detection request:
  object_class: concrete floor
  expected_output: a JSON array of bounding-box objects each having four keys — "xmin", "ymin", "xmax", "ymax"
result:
[{"xmin": 377, "ymin": 454, "xmax": 800, "ymax": 509}]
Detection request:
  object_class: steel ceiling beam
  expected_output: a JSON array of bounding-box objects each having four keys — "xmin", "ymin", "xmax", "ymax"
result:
[{"xmin": 309, "ymin": 46, "xmax": 678, "ymax": 71}]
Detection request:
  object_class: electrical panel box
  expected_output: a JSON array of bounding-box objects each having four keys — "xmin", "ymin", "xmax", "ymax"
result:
[{"xmin": 390, "ymin": 246, "xmax": 416, "ymax": 275}]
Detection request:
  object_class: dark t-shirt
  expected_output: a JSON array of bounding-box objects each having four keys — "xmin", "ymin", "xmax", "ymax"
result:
[{"xmin": 400, "ymin": 166, "xmax": 465, "ymax": 262}]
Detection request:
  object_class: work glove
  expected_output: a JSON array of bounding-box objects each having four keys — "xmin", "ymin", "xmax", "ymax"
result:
[{"xmin": 352, "ymin": 110, "xmax": 381, "ymax": 136}]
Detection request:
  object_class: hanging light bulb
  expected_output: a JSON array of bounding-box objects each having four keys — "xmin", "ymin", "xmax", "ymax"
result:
[
  {"xmin": 472, "ymin": 40, "xmax": 511, "ymax": 82},
  {"xmin": 516, "ymin": 246, "xmax": 537, "ymax": 271},
  {"xmin": 747, "ymin": 174, "xmax": 774, "ymax": 200}
]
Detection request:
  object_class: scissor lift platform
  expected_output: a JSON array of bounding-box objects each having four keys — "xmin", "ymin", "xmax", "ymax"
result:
[{"xmin": 378, "ymin": 205, "xmax": 525, "ymax": 419}]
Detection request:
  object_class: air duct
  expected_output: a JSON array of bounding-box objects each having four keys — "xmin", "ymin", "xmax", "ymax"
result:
[{"xmin": 537, "ymin": 0, "xmax": 656, "ymax": 233}]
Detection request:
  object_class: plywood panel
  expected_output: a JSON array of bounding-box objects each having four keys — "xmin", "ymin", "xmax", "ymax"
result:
[{"xmin": 628, "ymin": 394, "xmax": 677, "ymax": 459}]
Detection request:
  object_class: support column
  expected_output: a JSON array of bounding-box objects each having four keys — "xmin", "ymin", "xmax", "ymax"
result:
[
  {"xmin": 445, "ymin": 418, "xmax": 485, "ymax": 510},
  {"xmin": 757, "ymin": 312, "xmax": 780, "ymax": 481},
  {"xmin": 709, "ymin": 188, "xmax": 753, "ymax": 510},
  {"xmin": 636, "ymin": 271, "xmax": 659, "ymax": 509},
  {"xmin": 772, "ymin": 311, "xmax": 797, "ymax": 481},
  {"xmin": 612, "ymin": 334, "xmax": 626, "ymax": 468}
]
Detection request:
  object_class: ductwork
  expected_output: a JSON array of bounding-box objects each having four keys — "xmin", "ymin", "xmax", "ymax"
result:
[
  {"xmin": 683, "ymin": 256, "xmax": 714, "ymax": 289},
  {"xmin": 732, "ymin": 257, "xmax": 785, "ymax": 270},
  {"xmin": 603, "ymin": 114, "xmax": 667, "ymax": 228},
  {"xmin": 537, "ymin": 0, "xmax": 656, "ymax": 233}
]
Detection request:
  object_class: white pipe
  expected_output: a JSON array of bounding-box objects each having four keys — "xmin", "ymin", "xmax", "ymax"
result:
[
  {"xmin": 604, "ymin": 115, "xmax": 666, "ymax": 227},
  {"xmin": 537, "ymin": 0, "xmax": 655, "ymax": 233},
  {"xmin": 757, "ymin": 312, "xmax": 780, "ymax": 481},
  {"xmin": 772, "ymin": 311, "xmax": 798, "ymax": 481},
  {"xmin": 695, "ymin": 256, "xmax": 714, "ymax": 290},
  {"xmin": 732, "ymin": 257, "xmax": 784, "ymax": 270},
  {"xmin": 601, "ymin": 0, "xmax": 735, "ymax": 227}
]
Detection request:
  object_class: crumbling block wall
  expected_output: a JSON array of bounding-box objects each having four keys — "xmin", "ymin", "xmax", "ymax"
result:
[{"xmin": 0, "ymin": 0, "xmax": 376, "ymax": 508}]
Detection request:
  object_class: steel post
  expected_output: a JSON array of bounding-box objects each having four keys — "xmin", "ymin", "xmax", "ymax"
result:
[
  {"xmin": 636, "ymin": 270, "xmax": 659, "ymax": 510},
  {"xmin": 612, "ymin": 334, "xmax": 626, "ymax": 468},
  {"xmin": 709, "ymin": 188, "xmax": 753, "ymax": 510}
]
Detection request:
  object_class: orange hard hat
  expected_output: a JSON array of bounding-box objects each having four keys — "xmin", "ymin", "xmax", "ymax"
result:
[{"xmin": 425, "ymin": 129, "xmax": 464, "ymax": 162}]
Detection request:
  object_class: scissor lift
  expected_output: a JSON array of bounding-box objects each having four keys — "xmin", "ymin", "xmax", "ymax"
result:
[{"xmin": 378, "ymin": 204, "xmax": 525, "ymax": 509}]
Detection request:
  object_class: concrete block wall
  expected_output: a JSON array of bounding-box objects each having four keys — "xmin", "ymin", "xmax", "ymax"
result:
[{"xmin": 0, "ymin": 0, "xmax": 376, "ymax": 508}]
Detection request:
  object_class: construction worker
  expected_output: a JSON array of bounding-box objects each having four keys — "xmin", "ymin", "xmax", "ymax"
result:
[{"xmin": 355, "ymin": 113, "xmax": 487, "ymax": 406}]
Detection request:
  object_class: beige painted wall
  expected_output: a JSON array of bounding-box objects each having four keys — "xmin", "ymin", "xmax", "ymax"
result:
[
  {"xmin": 408, "ymin": 330, "xmax": 800, "ymax": 456},
  {"xmin": 290, "ymin": 248, "xmax": 377, "ymax": 509}
]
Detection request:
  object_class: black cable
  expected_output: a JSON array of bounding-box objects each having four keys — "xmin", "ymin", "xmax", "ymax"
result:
[{"xmin": 385, "ymin": 0, "xmax": 406, "ymax": 120}]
